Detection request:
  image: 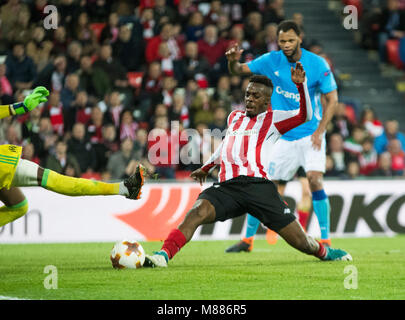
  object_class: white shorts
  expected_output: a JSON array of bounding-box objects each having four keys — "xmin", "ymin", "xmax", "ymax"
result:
[{"xmin": 268, "ymin": 135, "xmax": 326, "ymax": 181}]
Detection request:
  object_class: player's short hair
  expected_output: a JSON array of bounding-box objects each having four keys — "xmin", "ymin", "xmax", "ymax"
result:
[
  {"xmin": 248, "ymin": 75, "xmax": 273, "ymax": 91},
  {"xmin": 277, "ymin": 20, "xmax": 301, "ymax": 36}
]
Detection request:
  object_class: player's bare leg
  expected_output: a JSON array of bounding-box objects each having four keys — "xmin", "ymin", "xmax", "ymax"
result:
[
  {"xmin": 144, "ymin": 199, "xmax": 216, "ymax": 267},
  {"xmin": 307, "ymin": 171, "xmax": 331, "ymax": 246},
  {"xmin": 277, "ymin": 220, "xmax": 351, "ymax": 261},
  {"xmin": 296, "ymin": 177, "xmax": 311, "ymax": 231},
  {"xmin": 0, "ymin": 187, "xmax": 28, "ymax": 227}
]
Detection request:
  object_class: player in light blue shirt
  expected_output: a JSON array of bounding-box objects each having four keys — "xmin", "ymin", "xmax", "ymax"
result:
[{"xmin": 225, "ymin": 20, "xmax": 338, "ymax": 252}]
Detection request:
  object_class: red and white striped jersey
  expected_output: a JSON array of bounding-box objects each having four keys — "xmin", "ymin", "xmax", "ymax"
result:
[{"xmin": 201, "ymin": 81, "xmax": 312, "ymax": 182}]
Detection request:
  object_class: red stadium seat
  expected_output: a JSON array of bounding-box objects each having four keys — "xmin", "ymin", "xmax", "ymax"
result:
[
  {"xmin": 127, "ymin": 72, "xmax": 144, "ymax": 89},
  {"xmin": 90, "ymin": 23, "xmax": 106, "ymax": 42},
  {"xmin": 386, "ymin": 39, "xmax": 404, "ymax": 69}
]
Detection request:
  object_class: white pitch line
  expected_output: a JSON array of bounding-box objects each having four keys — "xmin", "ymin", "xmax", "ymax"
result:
[{"xmin": 0, "ymin": 295, "xmax": 30, "ymax": 300}]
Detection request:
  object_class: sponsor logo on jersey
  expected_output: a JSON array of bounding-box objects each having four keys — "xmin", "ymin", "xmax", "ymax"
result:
[{"xmin": 275, "ymin": 86, "xmax": 300, "ymax": 102}]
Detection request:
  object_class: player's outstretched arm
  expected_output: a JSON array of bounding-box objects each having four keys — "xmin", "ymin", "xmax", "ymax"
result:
[
  {"xmin": 226, "ymin": 43, "xmax": 252, "ymax": 76},
  {"xmin": 192, "ymin": 140, "xmax": 224, "ymax": 185},
  {"xmin": 0, "ymin": 86, "xmax": 49, "ymax": 120},
  {"xmin": 274, "ymin": 63, "xmax": 312, "ymax": 135}
]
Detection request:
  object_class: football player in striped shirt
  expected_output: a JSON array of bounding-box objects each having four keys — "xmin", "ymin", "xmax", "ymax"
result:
[{"xmin": 144, "ymin": 63, "xmax": 352, "ymax": 268}]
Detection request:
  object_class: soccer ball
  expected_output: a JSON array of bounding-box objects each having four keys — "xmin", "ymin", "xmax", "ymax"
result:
[{"xmin": 110, "ymin": 240, "xmax": 146, "ymax": 269}]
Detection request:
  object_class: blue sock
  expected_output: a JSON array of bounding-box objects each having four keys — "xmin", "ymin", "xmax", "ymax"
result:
[
  {"xmin": 312, "ymin": 190, "xmax": 330, "ymax": 240},
  {"xmin": 245, "ymin": 214, "xmax": 260, "ymax": 239}
]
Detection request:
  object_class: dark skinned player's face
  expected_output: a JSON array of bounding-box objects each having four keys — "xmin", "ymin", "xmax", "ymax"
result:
[
  {"xmin": 278, "ymin": 29, "xmax": 302, "ymax": 61},
  {"xmin": 244, "ymin": 82, "xmax": 271, "ymax": 117}
]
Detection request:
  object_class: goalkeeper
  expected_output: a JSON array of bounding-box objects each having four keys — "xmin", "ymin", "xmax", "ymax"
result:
[{"xmin": 0, "ymin": 87, "xmax": 145, "ymax": 227}]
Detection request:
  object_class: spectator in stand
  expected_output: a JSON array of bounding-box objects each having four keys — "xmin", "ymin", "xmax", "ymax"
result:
[
  {"xmin": 45, "ymin": 139, "xmax": 81, "ymax": 176},
  {"xmin": 66, "ymin": 41, "xmax": 82, "ymax": 74},
  {"xmin": 328, "ymin": 102, "xmax": 354, "ymax": 140},
  {"xmin": 216, "ymin": 13, "xmax": 232, "ymax": 39},
  {"xmin": 140, "ymin": 7, "xmax": 156, "ymax": 42},
  {"xmin": 263, "ymin": 0, "xmax": 285, "ymax": 25},
  {"xmin": 205, "ymin": 0, "xmax": 223, "ymax": 25},
  {"xmin": 360, "ymin": 107, "xmax": 384, "ymax": 138},
  {"xmin": 86, "ymin": 0, "xmax": 110, "ymax": 23},
  {"xmin": 73, "ymin": 91, "xmax": 92, "ymax": 126},
  {"xmin": 197, "ymin": 24, "xmax": 229, "ymax": 67},
  {"xmin": 133, "ymin": 128, "xmax": 152, "ymax": 167},
  {"xmin": 346, "ymin": 161, "xmax": 361, "ymax": 179},
  {"xmin": 149, "ymin": 103, "xmax": 168, "ymax": 129},
  {"xmin": 0, "ymin": 63, "xmax": 14, "ymax": 105},
  {"xmin": 372, "ymin": 152, "xmax": 394, "ymax": 176},
  {"xmin": 158, "ymin": 41, "xmax": 175, "ymax": 76},
  {"xmin": 60, "ymin": 73, "xmax": 80, "ymax": 112},
  {"xmin": 146, "ymin": 23, "xmax": 183, "ymax": 63},
  {"xmin": 185, "ymin": 11, "xmax": 205, "ymax": 42},
  {"xmin": 103, "ymin": 90, "xmax": 124, "ymax": 129},
  {"xmin": 170, "ymin": 91, "xmax": 190, "ymax": 129},
  {"xmin": 324, "ymin": 154, "xmax": 340, "ymax": 177},
  {"xmin": 119, "ymin": 109, "xmax": 138, "ymax": 142},
  {"xmin": 26, "ymin": 26, "xmax": 53, "ymax": 73},
  {"xmin": 5, "ymin": 42, "xmax": 36, "ymax": 91},
  {"xmin": 51, "ymin": 26, "xmax": 69, "ymax": 57},
  {"xmin": 190, "ymin": 88, "xmax": 213, "ymax": 127},
  {"xmin": 148, "ymin": 115, "xmax": 176, "ymax": 179},
  {"xmin": 359, "ymin": 137, "xmax": 379, "ymax": 176},
  {"xmin": 328, "ymin": 133, "xmax": 356, "ymax": 176},
  {"xmin": 107, "ymin": 137, "xmax": 139, "ymax": 180},
  {"xmin": 87, "ymin": 105, "xmax": 105, "ymax": 144},
  {"xmin": 93, "ymin": 44, "xmax": 130, "ymax": 93},
  {"xmin": 91, "ymin": 123, "xmax": 119, "ymax": 173},
  {"xmin": 208, "ymin": 106, "xmax": 227, "ymax": 132},
  {"xmin": 6, "ymin": 8, "xmax": 32, "ymax": 45},
  {"xmin": 139, "ymin": 61, "xmax": 164, "ymax": 118},
  {"xmin": 378, "ymin": 0, "xmax": 405, "ymax": 63},
  {"xmin": 387, "ymin": 139, "xmax": 405, "ymax": 175},
  {"xmin": 360, "ymin": 0, "xmax": 384, "ymax": 49},
  {"xmin": 31, "ymin": 116, "xmax": 58, "ymax": 162},
  {"xmin": 22, "ymin": 102, "xmax": 42, "ymax": 141},
  {"xmin": 67, "ymin": 122, "xmax": 97, "ymax": 174},
  {"xmin": 77, "ymin": 55, "xmax": 110, "ymax": 100},
  {"xmin": 375, "ymin": 119, "xmax": 405, "ymax": 154},
  {"xmin": 244, "ymin": 11, "xmax": 263, "ymax": 43},
  {"xmin": 344, "ymin": 125, "xmax": 366, "ymax": 157},
  {"xmin": 173, "ymin": 41, "xmax": 210, "ymax": 87},
  {"xmin": 210, "ymin": 75, "xmax": 232, "ymax": 113},
  {"xmin": 34, "ymin": 55, "xmax": 67, "ymax": 92},
  {"xmin": 73, "ymin": 11, "xmax": 98, "ymax": 55},
  {"xmin": 3, "ymin": 120, "xmax": 22, "ymax": 146},
  {"xmin": 100, "ymin": 12, "xmax": 120, "ymax": 45},
  {"xmin": 0, "ymin": 0, "xmax": 29, "ymax": 49},
  {"xmin": 113, "ymin": 23, "xmax": 144, "ymax": 72},
  {"xmin": 21, "ymin": 141, "xmax": 40, "ymax": 165},
  {"xmin": 257, "ymin": 23, "xmax": 279, "ymax": 54},
  {"xmin": 44, "ymin": 91, "xmax": 64, "ymax": 136},
  {"xmin": 153, "ymin": 0, "xmax": 177, "ymax": 25}
]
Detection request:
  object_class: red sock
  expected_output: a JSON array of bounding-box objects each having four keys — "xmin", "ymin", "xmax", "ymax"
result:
[
  {"xmin": 315, "ymin": 240, "xmax": 327, "ymax": 259},
  {"xmin": 161, "ymin": 229, "xmax": 187, "ymax": 260},
  {"xmin": 298, "ymin": 210, "xmax": 310, "ymax": 231}
]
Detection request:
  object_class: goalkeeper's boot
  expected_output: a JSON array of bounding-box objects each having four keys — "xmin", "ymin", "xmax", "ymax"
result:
[
  {"xmin": 124, "ymin": 165, "xmax": 145, "ymax": 200},
  {"xmin": 144, "ymin": 251, "xmax": 168, "ymax": 268},
  {"xmin": 225, "ymin": 238, "xmax": 253, "ymax": 253},
  {"xmin": 322, "ymin": 247, "xmax": 352, "ymax": 261}
]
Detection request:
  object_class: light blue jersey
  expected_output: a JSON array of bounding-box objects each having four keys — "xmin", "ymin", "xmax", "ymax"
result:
[{"xmin": 247, "ymin": 48, "xmax": 337, "ymax": 141}]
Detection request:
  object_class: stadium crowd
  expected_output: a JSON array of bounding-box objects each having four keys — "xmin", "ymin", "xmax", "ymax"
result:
[{"xmin": 0, "ymin": 0, "xmax": 404, "ymax": 181}]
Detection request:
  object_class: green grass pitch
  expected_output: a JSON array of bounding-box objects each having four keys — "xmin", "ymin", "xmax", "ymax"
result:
[{"xmin": 0, "ymin": 236, "xmax": 404, "ymax": 300}]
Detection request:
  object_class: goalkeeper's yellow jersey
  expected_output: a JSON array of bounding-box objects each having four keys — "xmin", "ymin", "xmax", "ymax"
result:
[{"xmin": 0, "ymin": 144, "xmax": 22, "ymax": 189}]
